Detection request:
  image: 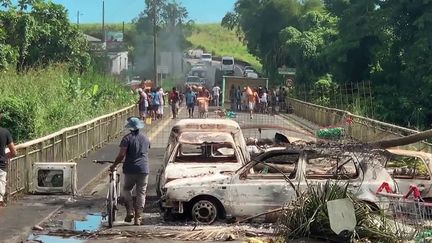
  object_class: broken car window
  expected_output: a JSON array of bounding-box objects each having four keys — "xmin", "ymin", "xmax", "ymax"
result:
[
  {"xmin": 386, "ymin": 155, "xmax": 430, "ymax": 180},
  {"xmin": 251, "ymin": 153, "xmax": 300, "ymax": 179},
  {"xmin": 175, "ymin": 143, "xmax": 237, "ymax": 163},
  {"xmin": 306, "ymin": 155, "xmax": 358, "ymax": 180}
]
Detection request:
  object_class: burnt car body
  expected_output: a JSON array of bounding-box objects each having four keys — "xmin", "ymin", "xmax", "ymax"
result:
[
  {"xmin": 162, "ymin": 147, "xmax": 396, "ymax": 224},
  {"xmin": 156, "ymin": 119, "xmax": 250, "ymax": 197},
  {"xmin": 384, "ymin": 149, "xmax": 432, "ymax": 199}
]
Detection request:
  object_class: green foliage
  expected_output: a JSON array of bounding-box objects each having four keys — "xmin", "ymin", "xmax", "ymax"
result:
[
  {"xmin": 0, "ymin": 65, "xmax": 134, "ymax": 142},
  {"xmin": 224, "ymin": 0, "xmax": 324, "ymax": 81},
  {"xmin": 311, "ymin": 74, "xmax": 336, "ymax": 106},
  {"xmin": 188, "ymin": 24, "xmax": 261, "ymax": 70},
  {"xmin": 0, "ymin": 0, "xmax": 90, "ymax": 72},
  {"xmin": 276, "ymin": 182, "xmax": 407, "ymax": 242},
  {"xmin": 231, "ymin": 0, "xmax": 432, "ymax": 129}
]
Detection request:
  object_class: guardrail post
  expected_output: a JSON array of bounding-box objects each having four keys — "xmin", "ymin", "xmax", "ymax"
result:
[
  {"xmin": 62, "ymin": 132, "xmax": 67, "ymax": 161},
  {"xmin": 85, "ymin": 124, "xmax": 89, "ymax": 156},
  {"xmin": 99, "ymin": 119, "xmax": 102, "ymax": 148},
  {"xmin": 76, "ymin": 128, "xmax": 80, "ymax": 158},
  {"xmin": 39, "ymin": 142, "xmax": 44, "ymax": 162},
  {"xmin": 25, "ymin": 146, "xmax": 31, "ymax": 192}
]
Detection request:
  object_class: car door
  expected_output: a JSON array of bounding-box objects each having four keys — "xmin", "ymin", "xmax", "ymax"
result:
[
  {"xmin": 385, "ymin": 153, "xmax": 432, "ymax": 198},
  {"xmin": 156, "ymin": 142, "xmax": 175, "ymax": 196},
  {"xmin": 299, "ymin": 153, "xmax": 362, "ymax": 194},
  {"xmin": 227, "ymin": 151, "xmax": 300, "ymax": 218}
]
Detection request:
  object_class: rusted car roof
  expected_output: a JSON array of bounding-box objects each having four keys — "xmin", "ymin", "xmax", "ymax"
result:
[
  {"xmin": 178, "ymin": 132, "xmax": 235, "ymax": 144},
  {"xmin": 171, "ymin": 119, "xmax": 242, "ymax": 135}
]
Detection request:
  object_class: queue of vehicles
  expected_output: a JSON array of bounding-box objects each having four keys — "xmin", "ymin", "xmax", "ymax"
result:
[{"xmin": 156, "ymin": 118, "xmax": 432, "ymax": 225}]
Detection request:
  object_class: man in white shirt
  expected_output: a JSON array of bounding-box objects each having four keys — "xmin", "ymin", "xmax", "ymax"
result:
[{"xmin": 212, "ymin": 85, "xmax": 221, "ymax": 107}]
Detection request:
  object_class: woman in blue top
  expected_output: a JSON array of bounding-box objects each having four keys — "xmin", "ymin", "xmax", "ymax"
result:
[
  {"xmin": 151, "ymin": 88, "xmax": 161, "ymax": 120},
  {"xmin": 185, "ymin": 86, "xmax": 197, "ymax": 118}
]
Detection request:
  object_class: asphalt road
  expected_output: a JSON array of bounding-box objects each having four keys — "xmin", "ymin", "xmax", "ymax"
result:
[{"xmin": 25, "ymin": 107, "xmax": 312, "ymax": 242}]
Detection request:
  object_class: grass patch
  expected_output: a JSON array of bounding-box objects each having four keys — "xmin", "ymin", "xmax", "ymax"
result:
[
  {"xmin": 188, "ymin": 23, "xmax": 262, "ymax": 70},
  {"xmin": 0, "ymin": 65, "xmax": 134, "ymax": 142}
]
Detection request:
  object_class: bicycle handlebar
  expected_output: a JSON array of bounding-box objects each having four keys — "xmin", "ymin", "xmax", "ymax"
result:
[{"xmin": 93, "ymin": 160, "xmax": 115, "ymax": 164}]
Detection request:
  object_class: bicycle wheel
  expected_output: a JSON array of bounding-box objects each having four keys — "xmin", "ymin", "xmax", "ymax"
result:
[{"xmin": 107, "ymin": 182, "xmax": 115, "ymax": 228}]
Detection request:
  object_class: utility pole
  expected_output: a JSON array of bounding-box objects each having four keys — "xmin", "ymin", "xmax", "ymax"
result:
[
  {"xmin": 102, "ymin": 0, "xmax": 105, "ymax": 42},
  {"xmin": 77, "ymin": 10, "xmax": 80, "ymax": 26},
  {"xmin": 122, "ymin": 21, "xmax": 125, "ymax": 37},
  {"xmin": 152, "ymin": 0, "xmax": 158, "ymax": 85}
]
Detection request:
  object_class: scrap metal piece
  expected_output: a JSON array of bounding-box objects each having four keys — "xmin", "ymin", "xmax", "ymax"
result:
[{"xmin": 327, "ymin": 198, "xmax": 356, "ymax": 235}]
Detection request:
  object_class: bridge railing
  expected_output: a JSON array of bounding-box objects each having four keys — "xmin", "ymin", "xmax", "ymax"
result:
[
  {"xmin": 288, "ymin": 98, "xmax": 432, "ymax": 153},
  {"xmin": 6, "ymin": 105, "xmax": 138, "ymax": 198}
]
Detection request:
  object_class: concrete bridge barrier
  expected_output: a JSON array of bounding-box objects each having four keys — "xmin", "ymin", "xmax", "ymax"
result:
[{"xmin": 288, "ymin": 98, "xmax": 432, "ymax": 153}]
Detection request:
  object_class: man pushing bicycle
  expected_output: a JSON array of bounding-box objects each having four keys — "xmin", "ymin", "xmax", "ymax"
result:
[{"xmin": 110, "ymin": 117, "xmax": 150, "ymax": 225}]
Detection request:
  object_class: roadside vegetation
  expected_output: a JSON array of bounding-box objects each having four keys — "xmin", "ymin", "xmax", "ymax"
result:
[
  {"xmin": 0, "ymin": 66, "xmax": 134, "ymax": 143},
  {"xmin": 0, "ymin": 1, "xmax": 134, "ymax": 142},
  {"xmin": 276, "ymin": 182, "xmax": 410, "ymax": 242},
  {"xmin": 224, "ymin": 0, "xmax": 432, "ymax": 130},
  {"xmin": 187, "ymin": 24, "xmax": 261, "ymax": 70}
]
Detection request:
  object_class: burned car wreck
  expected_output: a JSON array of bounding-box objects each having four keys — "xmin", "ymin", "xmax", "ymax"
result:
[
  {"xmin": 161, "ymin": 144, "xmax": 398, "ymax": 224},
  {"xmin": 156, "ymin": 119, "xmax": 251, "ymax": 197}
]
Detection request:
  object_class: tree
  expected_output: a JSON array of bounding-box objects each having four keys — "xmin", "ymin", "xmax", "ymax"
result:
[
  {"xmin": 223, "ymin": 0, "xmax": 323, "ymax": 81},
  {"xmin": 131, "ymin": 0, "xmax": 191, "ymax": 78},
  {"xmin": 0, "ymin": 0, "xmax": 90, "ymax": 72}
]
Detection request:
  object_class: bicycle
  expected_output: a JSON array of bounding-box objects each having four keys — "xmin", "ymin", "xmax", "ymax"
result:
[{"xmin": 93, "ymin": 160, "xmax": 121, "ymax": 228}]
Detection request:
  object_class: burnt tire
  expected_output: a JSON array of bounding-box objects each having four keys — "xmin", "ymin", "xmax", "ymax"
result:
[{"xmin": 190, "ymin": 199, "xmax": 218, "ymax": 224}]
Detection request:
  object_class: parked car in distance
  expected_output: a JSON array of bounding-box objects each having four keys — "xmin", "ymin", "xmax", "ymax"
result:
[
  {"xmin": 244, "ymin": 69, "xmax": 258, "ymax": 79},
  {"xmin": 221, "ymin": 56, "xmax": 235, "ymax": 75},
  {"xmin": 185, "ymin": 76, "xmax": 205, "ymax": 87},
  {"xmin": 162, "ymin": 146, "xmax": 397, "ymax": 224},
  {"xmin": 190, "ymin": 66, "xmax": 207, "ymax": 79},
  {"xmin": 156, "ymin": 119, "xmax": 251, "ymax": 197},
  {"xmin": 243, "ymin": 66, "xmax": 255, "ymax": 76},
  {"xmin": 201, "ymin": 53, "xmax": 212, "ymax": 66}
]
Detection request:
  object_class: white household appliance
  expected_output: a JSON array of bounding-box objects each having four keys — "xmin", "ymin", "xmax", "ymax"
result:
[{"xmin": 31, "ymin": 162, "xmax": 77, "ymax": 195}]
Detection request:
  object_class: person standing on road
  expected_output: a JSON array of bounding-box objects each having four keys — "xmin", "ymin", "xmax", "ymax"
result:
[
  {"xmin": 185, "ymin": 86, "xmax": 197, "ymax": 118},
  {"xmin": 246, "ymin": 86, "xmax": 259, "ymax": 119},
  {"xmin": 0, "ymin": 113, "xmax": 17, "ymax": 207},
  {"xmin": 229, "ymin": 85, "xmax": 236, "ymax": 111},
  {"xmin": 260, "ymin": 88, "xmax": 268, "ymax": 114},
  {"xmin": 110, "ymin": 117, "xmax": 150, "ymax": 225},
  {"xmin": 235, "ymin": 86, "xmax": 242, "ymax": 111},
  {"xmin": 212, "ymin": 85, "xmax": 221, "ymax": 107},
  {"xmin": 169, "ymin": 87, "xmax": 180, "ymax": 119},
  {"xmin": 158, "ymin": 87, "xmax": 167, "ymax": 119},
  {"xmin": 151, "ymin": 88, "xmax": 161, "ymax": 120},
  {"xmin": 137, "ymin": 88, "xmax": 148, "ymax": 120}
]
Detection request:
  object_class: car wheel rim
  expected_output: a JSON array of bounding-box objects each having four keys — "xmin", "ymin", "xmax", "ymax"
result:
[{"xmin": 192, "ymin": 200, "xmax": 217, "ymax": 224}]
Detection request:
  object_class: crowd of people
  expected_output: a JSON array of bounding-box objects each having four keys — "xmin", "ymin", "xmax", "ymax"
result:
[
  {"xmin": 136, "ymin": 84, "xmax": 222, "ymax": 120},
  {"xmin": 136, "ymin": 84, "xmax": 288, "ymax": 120},
  {"xmin": 229, "ymin": 85, "xmax": 288, "ymax": 119}
]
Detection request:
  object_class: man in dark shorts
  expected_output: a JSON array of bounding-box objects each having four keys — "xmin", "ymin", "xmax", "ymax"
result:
[
  {"xmin": 169, "ymin": 87, "xmax": 180, "ymax": 119},
  {"xmin": 0, "ymin": 113, "xmax": 17, "ymax": 207},
  {"xmin": 185, "ymin": 86, "xmax": 196, "ymax": 118},
  {"xmin": 110, "ymin": 117, "xmax": 150, "ymax": 225}
]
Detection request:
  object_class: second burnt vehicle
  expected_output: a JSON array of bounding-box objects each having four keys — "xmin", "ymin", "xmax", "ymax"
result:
[{"xmin": 161, "ymin": 145, "xmax": 402, "ymax": 224}]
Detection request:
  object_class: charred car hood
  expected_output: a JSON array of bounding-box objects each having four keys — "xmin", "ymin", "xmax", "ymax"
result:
[
  {"xmin": 164, "ymin": 163, "xmax": 240, "ymax": 180},
  {"xmin": 165, "ymin": 172, "xmax": 231, "ymax": 188}
]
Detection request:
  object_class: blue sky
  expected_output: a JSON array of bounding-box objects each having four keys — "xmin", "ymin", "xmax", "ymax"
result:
[{"xmin": 51, "ymin": 0, "xmax": 236, "ymax": 24}]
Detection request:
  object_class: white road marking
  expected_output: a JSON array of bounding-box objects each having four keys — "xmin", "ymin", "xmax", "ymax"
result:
[{"xmin": 148, "ymin": 108, "xmax": 184, "ymax": 141}]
